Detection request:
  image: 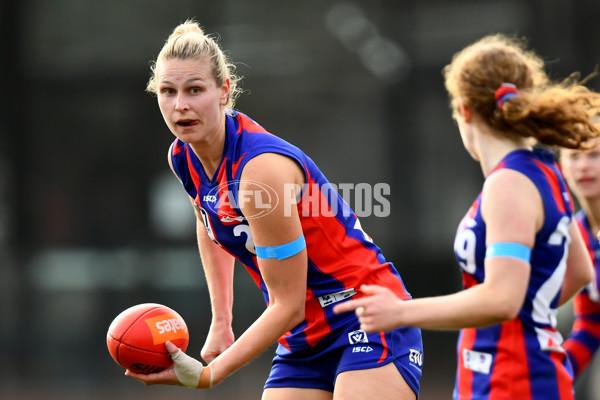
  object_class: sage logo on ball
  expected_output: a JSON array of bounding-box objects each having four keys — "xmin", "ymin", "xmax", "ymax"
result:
[{"xmin": 145, "ymin": 314, "xmax": 189, "ymax": 344}]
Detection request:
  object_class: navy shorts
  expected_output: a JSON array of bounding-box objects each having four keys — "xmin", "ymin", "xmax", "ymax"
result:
[{"xmin": 264, "ymin": 319, "xmax": 423, "ymax": 396}]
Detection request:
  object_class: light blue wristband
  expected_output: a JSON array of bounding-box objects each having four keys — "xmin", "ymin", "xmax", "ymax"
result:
[
  {"xmin": 485, "ymin": 242, "xmax": 531, "ymax": 262},
  {"xmin": 255, "ymin": 235, "xmax": 306, "ymax": 260}
]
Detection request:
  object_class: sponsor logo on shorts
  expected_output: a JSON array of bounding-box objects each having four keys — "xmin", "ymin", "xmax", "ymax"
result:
[
  {"xmin": 409, "ymin": 349, "xmax": 423, "ymax": 367},
  {"xmin": 348, "ymin": 330, "xmax": 369, "ymax": 345},
  {"xmin": 352, "ymin": 346, "xmax": 373, "ymax": 353},
  {"xmin": 145, "ymin": 313, "xmax": 188, "ymax": 345}
]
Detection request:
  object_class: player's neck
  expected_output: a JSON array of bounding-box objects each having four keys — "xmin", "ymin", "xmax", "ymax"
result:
[
  {"xmin": 189, "ymin": 126, "xmax": 227, "ymax": 179},
  {"xmin": 478, "ymin": 133, "xmax": 531, "ymax": 177}
]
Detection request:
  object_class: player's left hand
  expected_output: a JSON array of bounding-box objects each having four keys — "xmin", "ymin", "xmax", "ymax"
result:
[
  {"xmin": 125, "ymin": 341, "xmax": 214, "ymax": 389},
  {"xmin": 202, "ymin": 322, "xmax": 235, "ymax": 363},
  {"xmin": 333, "ymin": 284, "xmax": 405, "ymax": 332}
]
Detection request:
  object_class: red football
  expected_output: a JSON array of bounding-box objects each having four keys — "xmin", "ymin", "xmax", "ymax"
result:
[{"xmin": 106, "ymin": 303, "xmax": 189, "ymax": 374}]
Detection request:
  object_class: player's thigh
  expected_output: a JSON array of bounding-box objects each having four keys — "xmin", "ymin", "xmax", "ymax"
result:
[
  {"xmin": 333, "ymin": 362, "xmax": 416, "ymax": 400},
  {"xmin": 262, "ymin": 387, "xmax": 332, "ymax": 400}
]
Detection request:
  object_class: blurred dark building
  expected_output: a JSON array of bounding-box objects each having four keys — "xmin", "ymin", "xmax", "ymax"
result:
[{"xmin": 1, "ymin": 1, "xmax": 600, "ymax": 399}]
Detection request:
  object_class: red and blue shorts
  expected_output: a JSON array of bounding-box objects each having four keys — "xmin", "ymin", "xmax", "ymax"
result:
[{"xmin": 264, "ymin": 319, "xmax": 423, "ymax": 396}]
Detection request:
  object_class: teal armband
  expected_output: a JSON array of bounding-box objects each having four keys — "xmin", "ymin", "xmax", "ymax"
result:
[
  {"xmin": 255, "ymin": 235, "xmax": 306, "ymax": 260},
  {"xmin": 485, "ymin": 242, "xmax": 531, "ymax": 262}
]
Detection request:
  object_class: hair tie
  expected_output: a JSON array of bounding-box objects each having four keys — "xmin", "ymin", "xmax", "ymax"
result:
[{"xmin": 494, "ymin": 83, "xmax": 520, "ymax": 109}]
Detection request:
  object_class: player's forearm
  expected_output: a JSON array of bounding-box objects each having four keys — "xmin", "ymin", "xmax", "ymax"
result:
[
  {"xmin": 559, "ymin": 272, "xmax": 592, "ymax": 306},
  {"xmin": 401, "ymin": 285, "xmax": 520, "ymax": 330},
  {"xmin": 203, "ymin": 264, "xmax": 234, "ymax": 325},
  {"xmin": 209, "ymin": 301, "xmax": 304, "ymax": 385},
  {"xmin": 197, "ymin": 227, "xmax": 235, "ymax": 324},
  {"xmin": 560, "ymin": 224, "xmax": 594, "ymax": 306}
]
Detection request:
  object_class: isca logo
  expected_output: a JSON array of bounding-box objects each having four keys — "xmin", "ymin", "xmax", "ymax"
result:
[
  {"xmin": 145, "ymin": 314, "xmax": 188, "ymax": 344},
  {"xmin": 352, "ymin": 346, "xmax": 373, "ymax": 353}
]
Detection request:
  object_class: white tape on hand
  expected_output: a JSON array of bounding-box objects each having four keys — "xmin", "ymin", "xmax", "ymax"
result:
[{"xmin": 171, "ymin": 349, "xmax": 205, "ymax": 388}]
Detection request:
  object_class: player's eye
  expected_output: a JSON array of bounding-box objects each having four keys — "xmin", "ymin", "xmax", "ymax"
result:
[{"xmin": 588, "ymin": 150, "xmax": 600, "ymax": 159}]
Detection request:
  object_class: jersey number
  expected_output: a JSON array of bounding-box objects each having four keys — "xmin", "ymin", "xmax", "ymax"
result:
[
  {"xmin": 454, "ymin": 225, "xmax": 477, "ymax": 274},
  {"xmin": 233, "ymin": 224, "xmax": 256, "ymax": 254}
]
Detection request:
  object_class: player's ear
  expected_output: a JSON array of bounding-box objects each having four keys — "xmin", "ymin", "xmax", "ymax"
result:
[
  {"xmin": 456, "ymin": 98, "xmax": 472, "ymax": 123},
  {"xmin": 220, "ymin": 78, "xmax": 230, "ymax": 106}
]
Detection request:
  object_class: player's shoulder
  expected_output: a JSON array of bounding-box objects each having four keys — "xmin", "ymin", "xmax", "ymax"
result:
[
  {"xmin": 241, "ymin": 152, "xmax": 303, "ymax": 183},
  {"xmin": 484, "ymin": 167, "xmax": 534, "ymax": 192},
  {"xmin": 231, "ymin": 110, "xmax": 270, "ymax": 135},
  {"xmin": 482, "ymin": 168, "xmax": 542, "ymax": 216}
]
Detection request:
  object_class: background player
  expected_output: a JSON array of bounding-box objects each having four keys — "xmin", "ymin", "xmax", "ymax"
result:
[
  {"xmin": 125, "ymin": 19, "xmax": 423, "ymax": 400},
  {"xmin": 334, "ymin": 34, "xmax": 600, "ymax": 399},
  {"xmin": 560, "ymin": 139, "xmax": 600, "ymax": 379}
]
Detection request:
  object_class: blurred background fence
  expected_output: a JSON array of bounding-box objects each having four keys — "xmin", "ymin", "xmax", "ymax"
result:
[{"xmin": 2, "ymin": 1, "xmax": 600, "ymax": 398}]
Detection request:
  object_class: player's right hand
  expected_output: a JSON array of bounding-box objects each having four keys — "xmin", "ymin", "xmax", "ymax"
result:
[
  {"xmin": 333, "ymin": 284, "xmax": 405, "ymax": 332},
  {"xmin": 167, "ymin": 341, "xmax": 214, "ymax": 388}
]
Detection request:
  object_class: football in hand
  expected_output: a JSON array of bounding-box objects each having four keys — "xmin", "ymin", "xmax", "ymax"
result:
[{"xmin": 106, "ymin": 303, "xmax": 189, "ymax": 374}]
